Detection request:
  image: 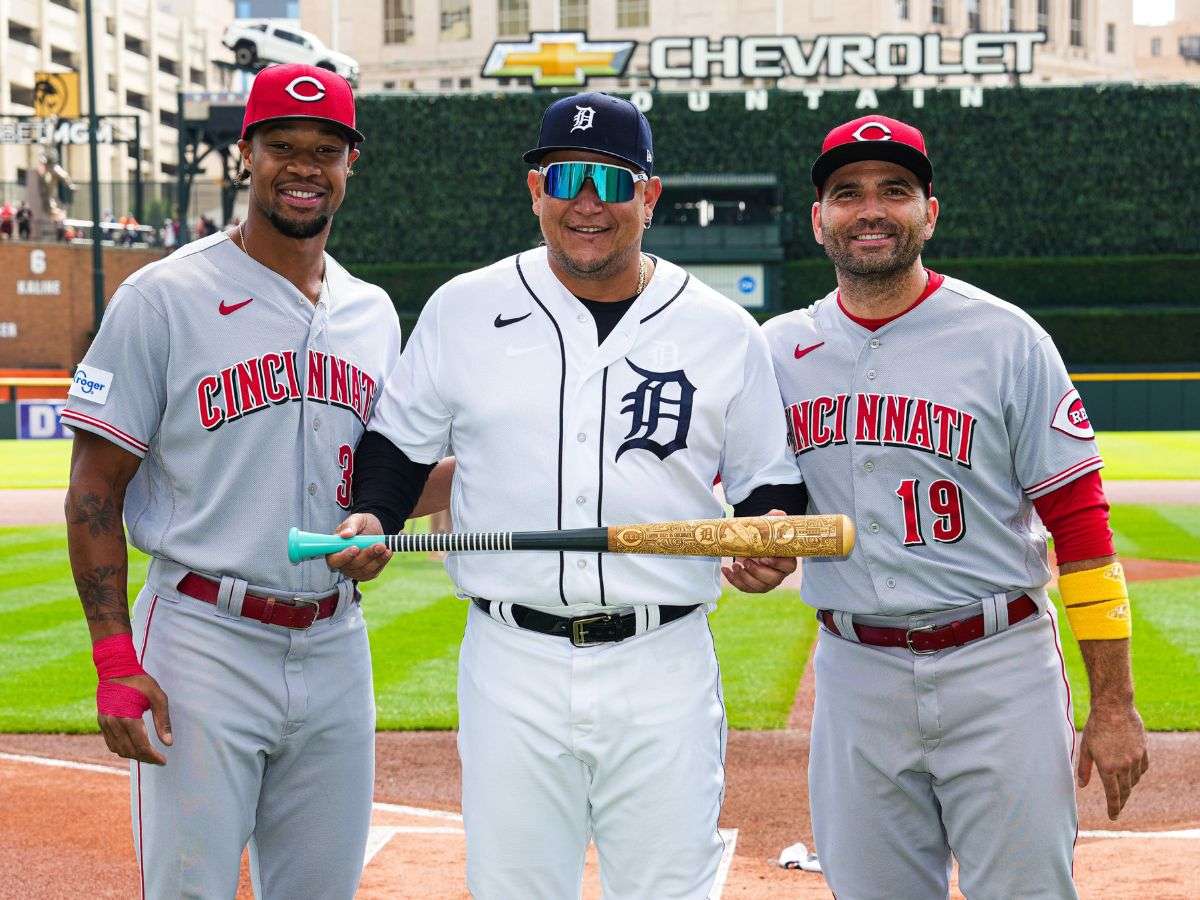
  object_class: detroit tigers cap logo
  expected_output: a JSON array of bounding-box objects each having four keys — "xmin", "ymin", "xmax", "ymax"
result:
[
  {"xmin": 285, "ymin": 75, "xmax": 326, "ymax": 103},
  {"xmin": 852, "ymin": 121, "xmax": 893, "ymax": 142},
  {"xmin": 570, "ymin": 105, "xmax": 595, "ymax": 133},
  {"xmin": 1051, "ymin": 388, "xmax": 1095, "ymax": 439}
]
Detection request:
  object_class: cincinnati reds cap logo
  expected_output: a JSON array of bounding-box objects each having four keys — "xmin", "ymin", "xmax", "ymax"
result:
[
  {"xmin": 852, "ymin": 121, "xmax": 893, "ymax": 142},
  {"xmin": 285, "ymin": 75, "xmax": 326, "ymax": 103}
]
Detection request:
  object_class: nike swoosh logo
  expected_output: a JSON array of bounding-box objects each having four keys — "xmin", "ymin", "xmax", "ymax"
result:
[
  {"xmin": 218, "ymin": 298, "xmax": 254, "ymax": 316},
  {"xmin": 494, "ymin": 312, "xmax": 531, "ymax": 328},
  {"xmin": 794, "ymin": 341, "xmax": 825, "ymax": 359},
  {"xmin": 506, "ymin": 344, "xmax": 549, "ymax": 357}
]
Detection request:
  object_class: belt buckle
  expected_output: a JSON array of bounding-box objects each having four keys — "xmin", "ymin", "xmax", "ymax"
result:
[
  {"xmin": 570, "ymin": 613, "xmax": 613, "ymax": 648},
  {"xmin": 905, "ymin": 624, "xmax": 938, "ymax": 655},
  {"xmin": 268, "ymin": 596, "xmax": 321, "ymax": 629}
]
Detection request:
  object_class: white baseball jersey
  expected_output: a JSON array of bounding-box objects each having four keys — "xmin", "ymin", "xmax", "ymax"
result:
[
  {"xmin": 763, "ymin": 274, "xmax": 1102, "ymax": 616},
  {"xmin": 61, "ymin": 230, "xmax": 401, "ymax": 592},
  {"xmin": 370, "ymin": 246, "xmax": 800, "ymax": 611}
]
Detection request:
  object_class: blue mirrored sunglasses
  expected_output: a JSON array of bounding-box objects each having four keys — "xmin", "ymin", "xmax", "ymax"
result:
[{"xmin": 539, "ymin": 161, "xmax": 648, "ymax": 203}]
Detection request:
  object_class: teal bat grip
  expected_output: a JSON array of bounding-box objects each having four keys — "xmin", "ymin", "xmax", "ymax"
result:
[{"xmin": 288, "ymin": 527, "xmax": 386, "ymax": 564}]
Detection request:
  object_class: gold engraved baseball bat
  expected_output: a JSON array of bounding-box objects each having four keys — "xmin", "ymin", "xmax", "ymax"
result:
[{"xmin": 288, "ymin": 515, "xmax": 854, "ymax": 563}]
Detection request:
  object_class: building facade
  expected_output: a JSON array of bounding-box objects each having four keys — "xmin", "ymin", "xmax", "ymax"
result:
[
  {"xmin": 300, "ymin": 0, "xmax": 1158, "ymax": 94},
  {"xmin": 1134, "ymin": 0, "xmax": 1200, "ymax": 80},
  {"xmin": 0, "ymin": 0, "xmax": 235, "ymax": 194}
]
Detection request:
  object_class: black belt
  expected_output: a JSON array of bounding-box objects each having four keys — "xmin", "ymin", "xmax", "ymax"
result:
[{"xmin": 472, "ymin": 598, "xmax": 700, "ymax": 647}]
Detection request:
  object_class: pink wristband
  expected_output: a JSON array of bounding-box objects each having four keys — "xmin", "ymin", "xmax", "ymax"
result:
[
  {"xmin": 97, "ymin": 680, "xmax": 151, "ymax": 718},
  {"xmin": 92, "ymin": 633, "xmax": 145, "ymax": 680}
]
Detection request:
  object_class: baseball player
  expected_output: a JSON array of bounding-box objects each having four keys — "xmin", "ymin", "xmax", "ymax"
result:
[
  {"xmin": 763, "ymin": 115, "xmax": 1149, "ymax": 898},
  {"xmin": 63, "ymin": 65, "xmax": 401, "ymax": 898},
  {"xmin": 330, "ymin": 92, "xmax": 805, "ymax": 899}
]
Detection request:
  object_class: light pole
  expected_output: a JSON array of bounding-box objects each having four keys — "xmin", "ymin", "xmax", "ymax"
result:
[{"xmin": 84, "ymin": 0, "xmax": 105, "ymax": 334}]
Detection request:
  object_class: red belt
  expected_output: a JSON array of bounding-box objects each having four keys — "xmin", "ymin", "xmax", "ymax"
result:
[
  {"xmin": 819, "ymin": 595, "xmax": 1037, "ymax": 655},
  {"xmin": 177, "ymin": 572, "xmax": 340, "ymax": 630}
]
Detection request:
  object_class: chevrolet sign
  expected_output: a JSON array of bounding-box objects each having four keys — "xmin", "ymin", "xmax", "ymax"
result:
[{"xmin": 482, "ymin": 32, "xmax": 635, "ymax": 86}]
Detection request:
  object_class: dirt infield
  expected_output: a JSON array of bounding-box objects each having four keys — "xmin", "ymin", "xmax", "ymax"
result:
[{"xmin": 2, "ymin": 727, "xmax": 1198, "ymax": 899}]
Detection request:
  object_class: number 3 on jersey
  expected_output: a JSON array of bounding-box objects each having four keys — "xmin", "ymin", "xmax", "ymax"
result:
[
  {"xmin": 336, "ymin": 443, "xmax": 354, "ymax": 509},
  {"xmin": 895, "ymin": 478, "xmax": 966, "ymax": 545}
]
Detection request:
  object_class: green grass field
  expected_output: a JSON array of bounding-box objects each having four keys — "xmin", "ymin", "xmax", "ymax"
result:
[
  {"xmin": 4, "ymin": 431, "xmax": 1197, "ymax": 488},
  {"xmin": 1, "ymin": 505, "xmax": 1195, "ymax": 733}
]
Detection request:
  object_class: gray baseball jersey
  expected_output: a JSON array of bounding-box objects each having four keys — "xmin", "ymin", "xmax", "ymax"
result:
[
  {"xmin": 61, "ymin": 230, "xmax": 401, "ymax": 592},
  {"xmin": 762, "ymin": 273, "xmax": 1102, "ymax": 616},
  {"xmin": 369, "ymin": 246, "xmax": 801, "ymax": 612}
]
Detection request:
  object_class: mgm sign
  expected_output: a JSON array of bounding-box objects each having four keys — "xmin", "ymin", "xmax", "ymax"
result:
[{"xmin": 483, "ymin": 30, "xmax": 1046, "ymax": 86}]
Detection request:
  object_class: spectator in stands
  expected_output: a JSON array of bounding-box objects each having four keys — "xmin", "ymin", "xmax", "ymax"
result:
[
  {"xmin": 16, "ymin": 201, "xmax": 31, "ymax": 240},
  {"xmin": 52, "ymin": 200, "xmax": 69, "ymax": 242},
  {"xmin": 0, "ymin": 201, "xmax": 14, "ymax": 239},
  {"xmin": 118, "ymin": 211, "xmax": 139, "ymax": 246}
]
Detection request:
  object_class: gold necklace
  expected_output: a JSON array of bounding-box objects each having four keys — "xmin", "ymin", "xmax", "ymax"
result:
[{"xmin": 635, "ymin": 254, "xmax": 648, "ymax": 295}]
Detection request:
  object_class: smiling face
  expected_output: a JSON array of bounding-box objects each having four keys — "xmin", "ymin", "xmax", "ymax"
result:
[
  {"xmin": 527, "ymin": 149, "xmax": 661, "ymax": 284},
  {"xmin": 813, "ymin": 160, "xmax": 938, "ymax": 279},
  {"xmin": 238, "ymin": 120, "xmax": 359, "ymax": 240}
]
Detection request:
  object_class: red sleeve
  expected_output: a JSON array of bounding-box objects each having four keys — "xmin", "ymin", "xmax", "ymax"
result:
[{"xmin": 1031, "ymin": 469, "xmax": 1115, "ymax": 565}]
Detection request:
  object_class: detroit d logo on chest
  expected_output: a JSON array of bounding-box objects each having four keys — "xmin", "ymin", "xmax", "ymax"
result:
[{"xmin": 616, "ymin": 360, "xmax": 696, "ymax": 461}]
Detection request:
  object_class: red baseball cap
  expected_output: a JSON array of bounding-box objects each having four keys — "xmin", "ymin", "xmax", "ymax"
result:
[
  {"xmin": 811, "ymin": 115, "xmax": 932, "ymax": 195},
  {"xmin": 241, "ymin": 63, "xmax": 364, "ymax": 143}
]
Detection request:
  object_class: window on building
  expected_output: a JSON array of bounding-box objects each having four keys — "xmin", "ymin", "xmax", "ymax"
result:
[
  {"xmin": 160, "ymin": 108, "xmax": 178, "ymax": 129},
  {"xmin": 895, "ymin": 0, "xmax": 909, "ymax": 20},
  {"xmin": 617, "ymin": 0, "xmax": 648, "ymax": 27},
  {"xmin": 125, "ymin": 34, "xmax": 148, "ymax": 56},
  {"xmin": 440, "ymin": 0, "xmax": 471, "ymax": 40},
  {"xmin": 459, "ymin": 76, "xmax": 472, "ymax": 89},
  {"xmin": 1037, "ymin": 0, "xmax": 1050, "ymax": 34},
  {"xmin": 384, "ymin": 0, "xmax": 415, "ymax": 44},
  {"xmin": 190, "ymin": 66, "xmax": 206, "ymax": 85},
  {"xmin": 497, "ymin": 0, "xmax": 529, "ymax": 36},
  {"xmin": 931, "ymin": 0, "xmax": 946, "ymax": 26},
  {"xmin": 1151, "ymin": 36, "xmax": 1162, "ymax": 56},
  {"xmin": 49, "ymin": 0, "xmax": 79, "ymax": 12},
  {"xmin": 161, "ymin": 162, "xmax": 178, "ymax": 177},
  {"xmin": 108, "ymin": 73, "xmax": 118, "ymax": 93},
  {"xmin": 560, "ymin": 0, "xmax": 588, "ymax": 30},
  {"xmin": 126, "ymin": 89, "xmax": 148, "ymax": 110},
  {"xmin": 1106, "ymin": 22, "xmax": 1115, "ymax": 54},
  {"xmin": 1005, "ymin": 0, "xmax": 1017, "ymax": 30},
  {"xmin": 966, "ymin": 0, "xmax": 981, "ymax": 30},
  {"xmin": 1181, "ymin": 35, "xmax": 1200, "ymax": 61},
  {"xmin": 158, "ymin": 56, "xmax": 179, "ymax": 77},
  {"xmin": 51, "ymin": 46, "xmax": 77, "ymax": 68},
  {"xmin": 10, "ymin": 84, "xmax": 35, "ymax": 108},
  {"xmin": 383, "ymin": 80, "xmax": 396, "ymax": 90},
  {"xmin": 8, "ymin": 21, "xmax": 38, "ymax": 47},
  {"xmin": 105, "ymin": 16, "xmax": 115, "ymax": 35},
  {"xmin": 439, "ymin": 77, "xmax": 454, "ymax": 89},
  {"xmin": 1069, "ymin": 0, "xmax": 1083, "ymax": 47}
]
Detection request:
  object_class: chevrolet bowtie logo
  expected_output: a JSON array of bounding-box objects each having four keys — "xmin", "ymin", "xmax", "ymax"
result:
[{"xmin": 482, "ymin": 32, "xmax": 635, "ymax": 87}]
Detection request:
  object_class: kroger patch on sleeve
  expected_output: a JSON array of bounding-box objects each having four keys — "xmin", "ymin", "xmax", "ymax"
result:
[{"xmin": 68, "ymin": 365, "xmax": 115, "ymax": 405}]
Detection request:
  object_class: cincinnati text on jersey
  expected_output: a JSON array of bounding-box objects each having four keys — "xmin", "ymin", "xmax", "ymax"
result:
[
  {"xmin": 196, "ymin": 349, "xmax": 377, "ymax": 431},
  {"xmin": 786, "ymin": 392, "xmax": 977, "ymax": 468}
]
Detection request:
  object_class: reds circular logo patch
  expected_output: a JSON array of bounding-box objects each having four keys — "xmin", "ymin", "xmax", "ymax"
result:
[{"xmin": 1051, "ymin": 388, "xmax": 1094, "ymax": 440}]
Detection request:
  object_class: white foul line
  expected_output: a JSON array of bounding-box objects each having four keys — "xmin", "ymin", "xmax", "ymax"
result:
[
  {"xmin": 711, "ymin": 828, "xmax": 738, "ymax": 899},
  {"xmin": 1079, "ymin": 828, "xmax": 1200, "ymax": 840}
]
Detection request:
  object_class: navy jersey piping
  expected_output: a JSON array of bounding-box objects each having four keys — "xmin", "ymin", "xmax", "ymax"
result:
[
  {"xmin": 515, "ymin": 253, "xmax": 569, "ymax": 606},
  {"xmin": 596, "ymin": 366, "xmax": 609, "ymax": 606},
  {"xmin": 639, "ymin": 273, "xmax": 690, "ymax": 324}
]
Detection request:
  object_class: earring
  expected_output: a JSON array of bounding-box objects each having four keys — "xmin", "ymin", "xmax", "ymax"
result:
[{"xmin": 643, "ymin": 217, "xmax": 653, "ymax": 230}]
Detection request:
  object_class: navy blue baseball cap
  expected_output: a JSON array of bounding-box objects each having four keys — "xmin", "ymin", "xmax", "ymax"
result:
[{"xmin": 523, "ymin": 92, "xmax": 654, "ymax": 175}]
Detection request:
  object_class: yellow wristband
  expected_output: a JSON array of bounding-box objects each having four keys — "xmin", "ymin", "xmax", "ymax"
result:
[{"xmin": 1059, "ymin": 562, "xmax": 1131, "ymax": 640}]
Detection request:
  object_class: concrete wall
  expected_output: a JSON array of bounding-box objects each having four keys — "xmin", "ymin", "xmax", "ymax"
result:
[{"xmin": 0, "ymin": 242, "xmax": 166, "ymax": 370}]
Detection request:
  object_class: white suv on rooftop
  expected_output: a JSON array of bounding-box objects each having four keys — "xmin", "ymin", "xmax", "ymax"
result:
[{"xmin": 222, "ymin": 20, "xmax": 359, "ymax": 85}]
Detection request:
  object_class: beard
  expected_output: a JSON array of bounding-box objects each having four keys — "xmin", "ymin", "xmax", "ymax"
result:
[
  {"xmin": 262, "ymin": 204, "xmax": 330, "ymax": 239},
  {"xmin": 546, "ymin": 235, "xmax": 639, "ymax": 282},
  {"xmin": 821, "ymin": 215, "xmax": 927, "ymax": 278}
]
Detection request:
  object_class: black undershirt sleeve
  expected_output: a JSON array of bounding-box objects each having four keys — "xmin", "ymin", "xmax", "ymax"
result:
[
  {"xmin": 350, "ymin": 430, "xmax": 436, "ymax": 535},
  {"xmin": 732, "ymin": 482, "xmax": 809, "ymax": 518}
]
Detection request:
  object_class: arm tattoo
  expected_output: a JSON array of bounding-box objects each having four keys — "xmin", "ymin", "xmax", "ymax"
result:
[
  {"xmin": 67, "ymin": 491, "xmax": 118, "ymax": 537},
  {"xmin": 77, "ymin": 564, "xmax": 130, "ymax": 627}
]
